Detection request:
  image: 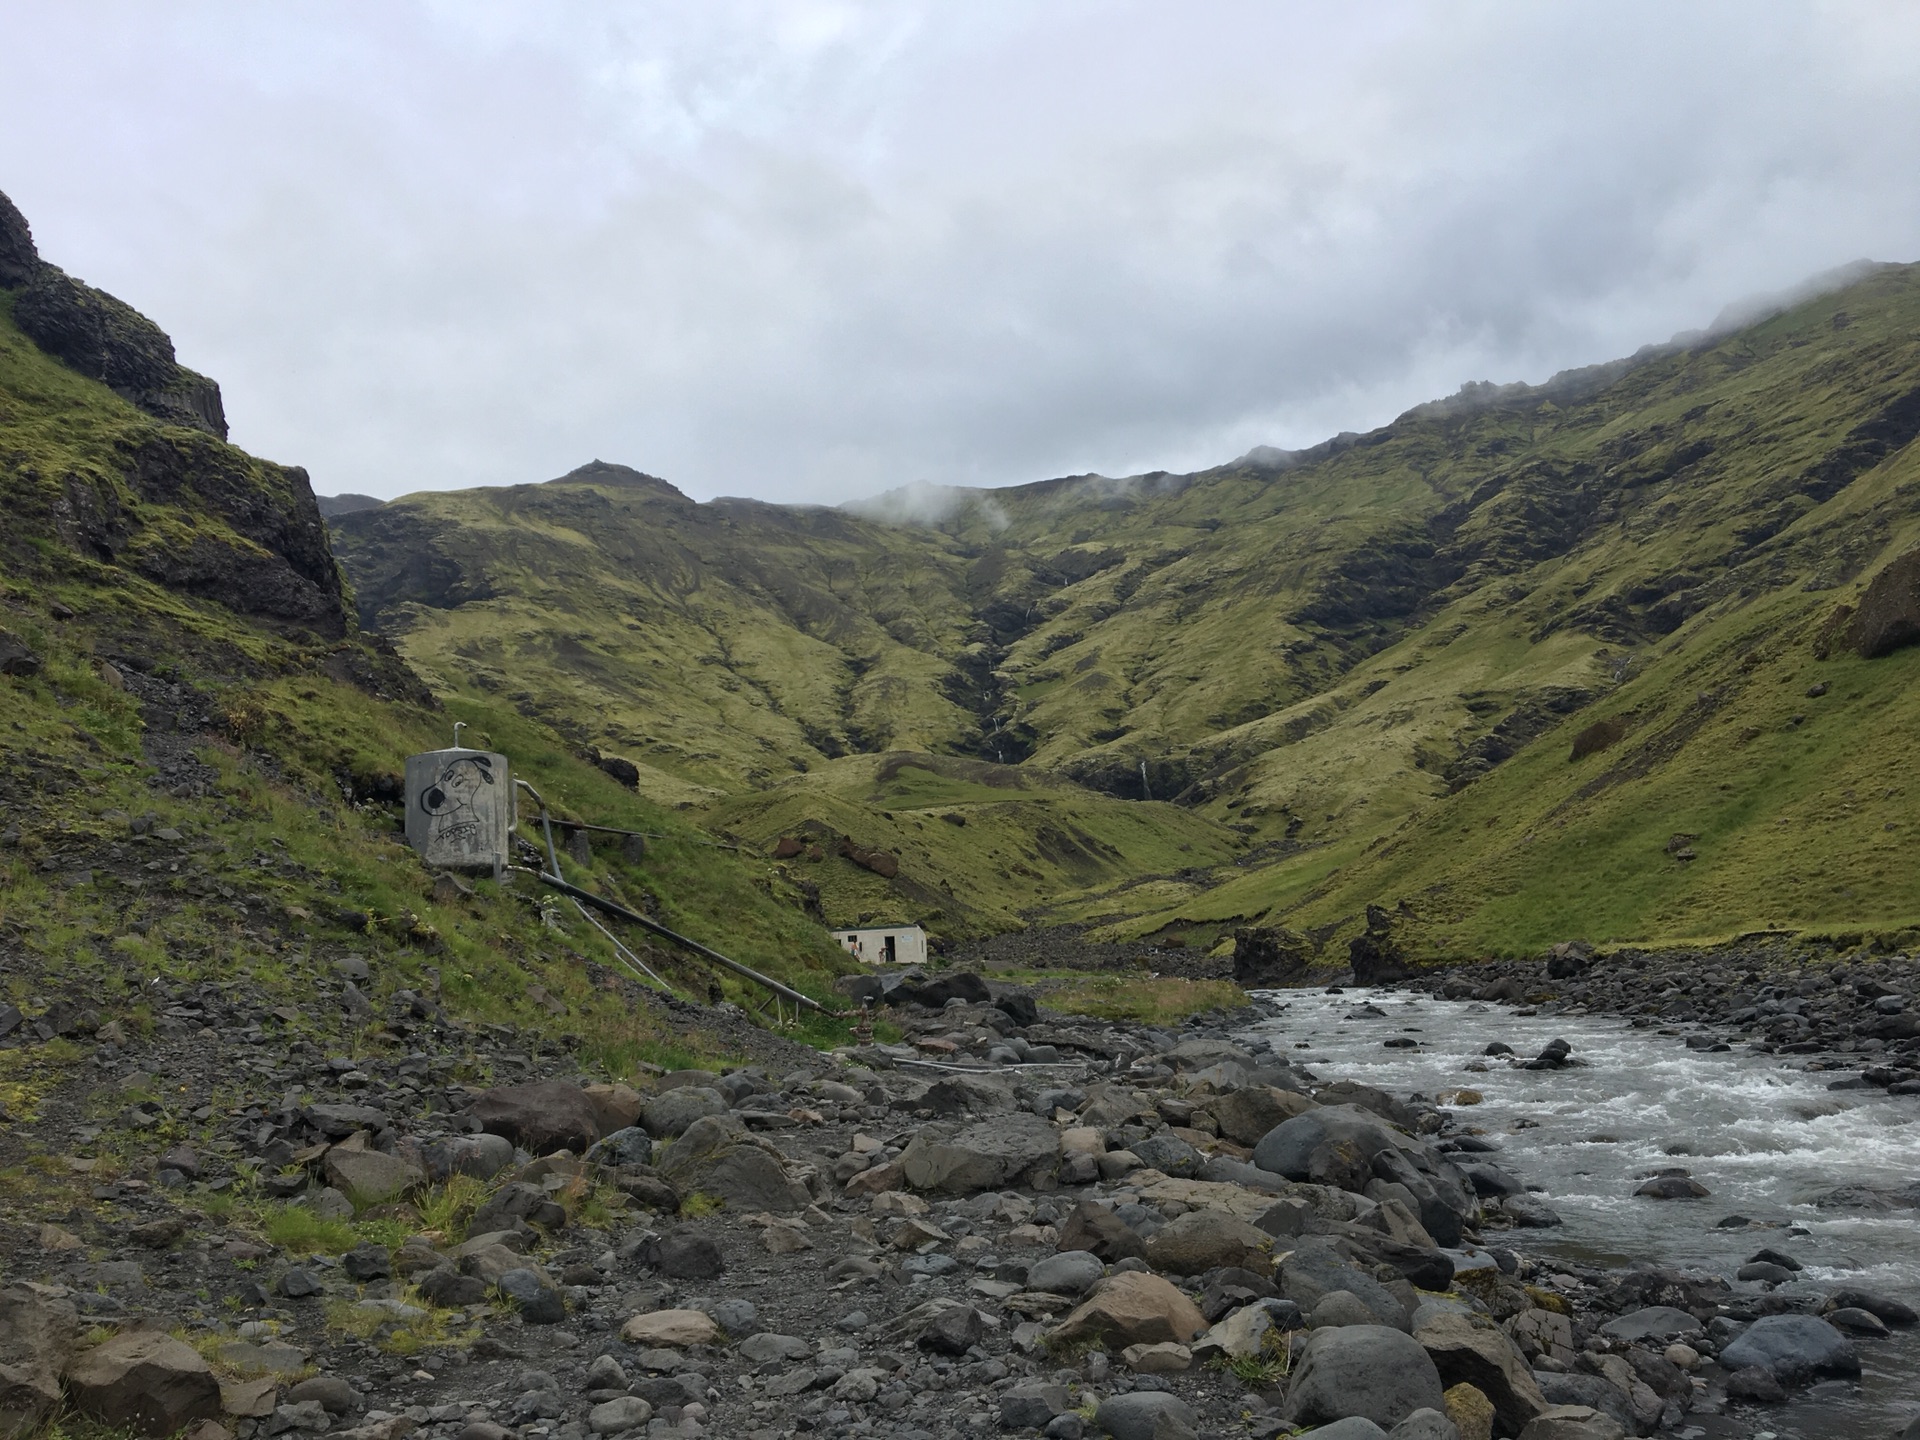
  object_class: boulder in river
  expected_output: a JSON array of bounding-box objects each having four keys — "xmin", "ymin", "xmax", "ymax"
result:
[
  {"xmin": 1632, "ymin": 1170, "xmax": 1709, "ymax": 1200},
  {"xmin": 1717, "ymin": 1314, "xmax": 1860, "ymax": 1383}
]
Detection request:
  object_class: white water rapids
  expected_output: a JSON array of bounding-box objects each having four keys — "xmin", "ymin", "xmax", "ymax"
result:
[{"xmin": 1236, "ymin": 987, "xmax": 1920, "ymax": 1438}]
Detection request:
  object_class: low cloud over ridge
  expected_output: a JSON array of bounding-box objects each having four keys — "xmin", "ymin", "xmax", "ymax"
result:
[{"xmin": 2, "ymin": 3, "xmax": 1918, "ymax": 505}]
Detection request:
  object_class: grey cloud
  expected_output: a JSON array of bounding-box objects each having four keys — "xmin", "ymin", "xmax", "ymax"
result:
[{"xmin": 1, "ymin": 1, "xmax": 1917, "ymax": 505}]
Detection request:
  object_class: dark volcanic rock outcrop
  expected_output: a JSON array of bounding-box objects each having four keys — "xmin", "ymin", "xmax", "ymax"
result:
[{"xmin": 0, "ymin": 189, "xmax": 225, "ymax": 438}]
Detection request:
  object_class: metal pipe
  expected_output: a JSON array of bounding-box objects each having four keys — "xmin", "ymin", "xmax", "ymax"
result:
[
  {"xmin": 531, "ymin": 869, "xmax": 834, "ymax": 1016},
  {"xmin": 512, "ymin": 777, "xmax": 833, "ymax": 1015}
]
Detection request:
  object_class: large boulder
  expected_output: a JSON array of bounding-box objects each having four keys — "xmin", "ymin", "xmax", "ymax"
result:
[
  {"xmin": 900, "ymin": 1112, "xmax": 1058, "ymax": 1194},
  {"xmin": 656, "ymin": 1115, "xmax": 810, "ymax": 1212},
  {"xmin": 1048, "ymin": 1272, "xmax": 1208, "ymax": 1350},
  {"xmin": 1253, "ymin": 1105, "xmax": 1400, "ymax": 1192},
  {"xmin": 1193, "ymin": 1298, "xmax": 1302, "ymax": 1363},
  {"xmin": 1286, "ymin": 1324, "xmax": 1446, "ymax": 1431},
  {"xmin": 891, "ymin": 972, "xmax": 991, "ymax": 1008},
  {"xmin": 1057, "ymin": 1201, "xmax": 1149, "ymax": 1262},
  {"xmin": 322, "ymin": 1147, "xmax": 425, "ymax": 1206},
  {"xmin": 1093, "ymin": 1391, "xmax": 1199, "ymax": 1440},
  {"xmin": 1413, "ymin": 1311, "xmax": 1549, "ymax": 1435},
  {"xmin": 642, "ymin": 1087, "xmax": 727, "ymax": 1139},
  {"xmin": 0, "ymin": 1285, "xmax": 74, "ymax": 1440},
  {"xmin": 65, "ymin": 1330, "xmax": 223, "ymax": 1436},
  {"xmin": 464, "ymin": 1080, "xmax": 603, "ymax": 1154},
  {"xmin": 1027, "ymin": 1250, "xmax": 1106, "ymax": 1298},
  {"xmin": 1205, "ymin": 1086, "xmax": 1317, "ymax": 1146},
  {"xmin": 1534, "ymin": 1375, "xmax": 1633, "ymax": 1434},
  {"xmin": 1595, "ymin": 1306, "xmax": 1699, "ymax": 1344},
  {"xmin": 618, "ymin": 1310, "xmax": 723, "ymax": 1348},
  {"xmin": 1845, "ymin": 546, "xmax": 1920, "ymax": 658},
  {"xmin": 1232, "ymin": 925, "xmax": 1313, "ymax": 986},
  {"xmin": 1516, "ymin": 1407, "xmax": 1626, "ymax": 1440},
  {"xmin": 582, "ymin": 1083, "xmax": 645, "ymax": 1135},
  {"xmin": 1143, "ymin": 1210, "xmax": 1275, "ymax": 1277},
  {"xmin": 1718, "ymin": 1314, "xmax": 1860, "ymax": 1382},
  {"xmin": 1281, "ymin": 1239, "xmax": 1411, "ymax": 1331}
]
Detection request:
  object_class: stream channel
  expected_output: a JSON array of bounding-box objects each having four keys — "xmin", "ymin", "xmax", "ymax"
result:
[{"xmin": 1235, "ymin": 986, "xmax": 1920, "ymax": 1439}]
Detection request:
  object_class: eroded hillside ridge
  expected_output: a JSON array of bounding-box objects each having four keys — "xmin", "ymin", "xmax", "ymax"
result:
[
  {"xmin": 0, "ymin": 188, "xmax": 345, "ymax": 640},
  {"xmin": 0, "ymin": 189, "xmax": 227, "ymax": 439}
]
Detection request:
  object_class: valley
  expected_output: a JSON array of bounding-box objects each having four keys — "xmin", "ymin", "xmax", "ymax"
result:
[{"xmin": 328, "ymin": 270, "xmax": 1920, "ymax": 961}]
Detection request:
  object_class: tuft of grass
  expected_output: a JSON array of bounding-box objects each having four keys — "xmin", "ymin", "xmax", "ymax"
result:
[
  {"xmin": 414, "ymin": 1174, "xmax": 493, "ymax": 1244},
  {"xmin": 678, "ymin": 1192, "xmax": 722, "ymax": 1219},
  {"xmin": 260, "ymin": 1205, "xmax": 357, "ymax": 1256},
  {"xmin": 324, "ymin": 1284, "xmax": 476, "ymax": 1356}
]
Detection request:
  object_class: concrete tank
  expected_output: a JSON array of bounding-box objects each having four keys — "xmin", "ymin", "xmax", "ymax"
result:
[{"xmin": 404, "ymin": 746, "xmax": 514, "ymax": 872}]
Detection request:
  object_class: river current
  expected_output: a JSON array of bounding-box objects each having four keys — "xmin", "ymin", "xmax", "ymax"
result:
[{"xmin": 1234, "ymin": 987, "xmax": 1920, "ymax": 1439}]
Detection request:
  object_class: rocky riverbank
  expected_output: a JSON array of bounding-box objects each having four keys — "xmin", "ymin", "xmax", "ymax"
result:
[
  {"xmin": 2, "ymin": 958, "xmax": 1916, "ymax": 1440},
  {"xmin": 1412, "ymin": 941, "xmax": 1920, "ymax": 1086}
]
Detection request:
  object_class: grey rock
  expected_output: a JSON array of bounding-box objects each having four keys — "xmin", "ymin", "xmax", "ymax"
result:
[
  {"xmin": 656, "ymin": 1115, "xmax": 811, "ymax": 1211},
  {"xmin": 465, "ymin": 1079, "xmax": 603, "ymax": 1154},
  {"xmin": 1093, "ymin": 1390, "xmax": 1198, "ymax": 1440},
  {"xmin": 1253, "ymin": 1106, "xmax": 1400, "ymax": 1192},
  {"xmin": 642, "ymin": 1087, "xmax": 728, "ymax": 1139},
  {"xmin": 1281, "ymin": 1240, "xmax": 1410, "ymax": 1331},
  {"xmin": 1387, "ymin": 1411, "xmax": 1460, "ymax": 1440},
  {"xmin": 1028, "ymin": 1250, "xmax": 1105, "ymax": 1297},
  {"xmin": 1596, "ymin": 1306, "xmax": 1700, "ymax": 1343},
  {"xmin": 286, "ymin": 1377, "xmax": 357, "ymax": 1415},
  {"xmin": 1294, "ymin": 1422, "xmax": 1388, "ymax": 1440},
  {"xmin": 1001, "ymin": 1382, "xmax": 1072, "ymax": 1428},
  {"xmin": 585, "ymin": 1127, "xmax": 654, "ymax": 1168},
  {"xmin": 586, "ymin": 1397, "xmax": 651, "ymax": 1435},
  {"xmin": 1719, "ymin": 1314, "xmax": 1859, "ymax": 1381},
  {"xmin": 1284, "ymin": 1325, "xmax": 1445, "ymax": 1431},
  {"xmin": 738, "ymin": 1333, "xmax": 811, "ymax": 1364},
  {"xmin": 900, "ymin": 1112, "xmax": 1060, "ymax": 1194}
]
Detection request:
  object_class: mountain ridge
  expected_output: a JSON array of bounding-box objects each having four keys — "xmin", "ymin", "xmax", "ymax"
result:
[{"xmin": 327, "ymin": 261, "xmax": 1920, "ymax": 957}]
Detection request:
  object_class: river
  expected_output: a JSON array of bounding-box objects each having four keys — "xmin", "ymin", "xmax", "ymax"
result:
[{"xmin": 1236, "ymin": 987, "xmax": 1920, "ymax": 1439}]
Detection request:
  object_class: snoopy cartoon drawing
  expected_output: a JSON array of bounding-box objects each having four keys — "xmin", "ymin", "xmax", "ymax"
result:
[{"xmin": 418, "ymin": 752, "xmax": 495, "ymax": 854}]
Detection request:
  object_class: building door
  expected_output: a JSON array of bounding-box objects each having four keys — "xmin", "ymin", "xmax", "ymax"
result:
[{"xmin": 882, "ymin": 934, "xmax": 897, "ymax": 964}]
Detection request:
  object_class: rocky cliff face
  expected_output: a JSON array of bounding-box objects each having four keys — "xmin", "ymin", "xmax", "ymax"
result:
[
  {"xmin": 0, "ymin": 187, "xmax": 345, "ymax": 640},
  {"xmin": 0, "ymin": 189, "xmax": 226, "ymax": 438}
]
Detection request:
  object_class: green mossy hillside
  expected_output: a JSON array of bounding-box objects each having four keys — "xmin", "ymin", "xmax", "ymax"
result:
[
  {"xmin": 706, "ymin": 752, "xmax": 1246, "ymax": 937},
  {"xmin": 330, "ymin": 264, "xmax": 1920, "ymax": 958},
  {"xmin": 0, "ymin": 286, "xmax": 857, "ymax": 1071}
]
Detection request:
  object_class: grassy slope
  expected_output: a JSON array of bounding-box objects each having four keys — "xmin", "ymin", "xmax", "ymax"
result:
[
  {"xmin": 0, "ymin": 301, "xmax": 858, "ymax": 1071},
  {"xmin": 328, "ymin": 265, "xmax": 1920, "ymax": 958},
  {"xmin": 705, "ymin": 752, "xmax": 1245, "ymax": 936}
]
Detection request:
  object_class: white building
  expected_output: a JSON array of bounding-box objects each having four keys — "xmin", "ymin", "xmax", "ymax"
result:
[{"xmin": 831, "ymin": 924, "xmax": 928, "ymax": 967}]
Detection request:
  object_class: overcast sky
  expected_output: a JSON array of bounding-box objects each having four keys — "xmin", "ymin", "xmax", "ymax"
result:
[{"xmin": 2, "ymin": 2, "xmax": 1918, "ymax": 506}]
